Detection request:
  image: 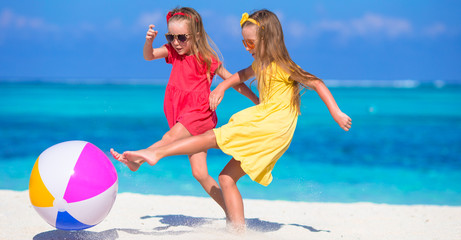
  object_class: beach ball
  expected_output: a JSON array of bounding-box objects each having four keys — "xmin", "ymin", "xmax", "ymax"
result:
[{"xmin": 29, "ymin": 141, "xmax": 118, "ymax": 231}]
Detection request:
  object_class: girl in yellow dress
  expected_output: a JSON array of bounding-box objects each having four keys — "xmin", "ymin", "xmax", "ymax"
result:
[{"xmin": 111, "ymin": 9, "xmax": 352, "ymax": 231}]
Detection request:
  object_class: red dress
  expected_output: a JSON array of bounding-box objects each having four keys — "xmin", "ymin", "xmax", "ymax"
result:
[{"xmin": 163, "ymin": 44, "xmax": 221, "ymax": 135}]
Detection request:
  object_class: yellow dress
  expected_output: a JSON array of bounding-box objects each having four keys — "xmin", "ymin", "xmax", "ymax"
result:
[{"xmin": 213, "ymin": 62, "xmax": 298, "ymax": 186}]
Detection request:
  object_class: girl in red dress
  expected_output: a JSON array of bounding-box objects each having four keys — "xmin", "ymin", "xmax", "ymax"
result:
[{"xmin": 111, "ymin": 7, "xmax": 258, "ymax": 217}]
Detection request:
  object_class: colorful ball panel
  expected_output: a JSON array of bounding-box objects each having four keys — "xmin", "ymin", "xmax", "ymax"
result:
[
  {"xmin": 64, "ymin": 142, "xmax": 118, "ymax": 203},
  {"xmin": 29, "ymin": 159, "xmax": 54, "ymax": 207}
]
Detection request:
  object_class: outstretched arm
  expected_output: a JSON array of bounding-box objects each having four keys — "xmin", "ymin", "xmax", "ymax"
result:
[
  {"xmin": 210, "ymin": 65, "xmax": 257, "ymax": 111},
  {"xmin": 143, "ymin": 24, "xmax": 168, "ymax": 61},
  {"xmin": 305, "ymin": 79, "xmax": 352, "ymax": 131}
]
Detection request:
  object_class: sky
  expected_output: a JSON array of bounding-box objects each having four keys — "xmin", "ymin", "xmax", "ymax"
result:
[{"xmin": 0, "ymin": 0, "xmax": 460, "ymax": 83}]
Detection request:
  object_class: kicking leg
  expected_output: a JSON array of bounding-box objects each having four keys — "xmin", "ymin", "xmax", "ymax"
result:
[
  {"xmin": 218, "ymin": 158, "xmax": 247, "ymax": 232},
  {"xmin": 111, "ymin": 122, "xmax": 192, "ymax": 171},
  {"xmin": 123, "ymin": 129, "xmax": 218, "ymax": 166}
]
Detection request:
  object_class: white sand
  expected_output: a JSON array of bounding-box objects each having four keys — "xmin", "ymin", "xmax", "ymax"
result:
[{"xmin": 1, "ymin": 190, "xmax": 460, "ymax": 240}]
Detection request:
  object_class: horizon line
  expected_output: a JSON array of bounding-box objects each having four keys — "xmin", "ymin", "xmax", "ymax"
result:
[{"xmin": 1, "ymin": 77, "xmax": 460, "ymax": 88}]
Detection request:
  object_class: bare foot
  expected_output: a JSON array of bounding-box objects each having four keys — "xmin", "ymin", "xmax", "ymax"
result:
[
  {"xmin": 226, "ymin": 222, "xmax": 246, "ymax": 234},
  {"xmin": 110, "ymin": 148, "xmax": 143, "ymax": 172},
  {"xmin": 124, "ymin": 148, "xmax": 160, "ymax": 167}
]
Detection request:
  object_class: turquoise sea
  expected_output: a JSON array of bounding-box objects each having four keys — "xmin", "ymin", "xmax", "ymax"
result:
[{"xmin": 1, "ymin": 80, "xmax": 460, "ymax": 205}]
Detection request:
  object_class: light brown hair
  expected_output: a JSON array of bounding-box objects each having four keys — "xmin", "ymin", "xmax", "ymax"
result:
[
  {"xmin": 167, "ymin": 7, "xmax": 221, "ymax": 82},
  {"xmin": 242, "ymin": 9, "xmax": 322, "ymax": 114}
]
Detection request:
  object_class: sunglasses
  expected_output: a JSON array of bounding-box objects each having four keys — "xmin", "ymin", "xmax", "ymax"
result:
[
  {"xmin": 242, "ymin": 39, "xmax": 256, "ymax": 49},
  {"xmin": 165, "ymin": 33, "xmax": 190, "ymax": 43}
]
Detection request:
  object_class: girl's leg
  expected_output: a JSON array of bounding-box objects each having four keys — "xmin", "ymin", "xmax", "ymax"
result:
[
  {"xmin": 122, "ymin": 129, "xmax": 218, "ymax": 166},
  {"xmin": 113, "ymin": 125, "xmax": 228, "ymax": 215},
  {"xmin": 218, "ymin": 158, "xmax": 247, "ymax": 232},
  {"xmin": 189, "ymin": 151, "xmax": 227, "ymax": 214},
  {"xmin": 111, "ymin": 122, "xmax": 192, "ymax": 171}
]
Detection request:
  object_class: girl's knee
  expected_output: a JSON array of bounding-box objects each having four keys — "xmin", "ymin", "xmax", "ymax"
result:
[
  {"xmin": 218, "ymin": 174, "xmax": 235, "ymax": 188},
  {"xmin": 161, "ymin": 124, "xmax": 191, "ymax": 144},
  {"xmin": 219, "ymin": 159, "xmax": 245, "ymax": 188},
  {"xmin": 161, "ymin": 131, "xmax": 177, "ymax": 143},
  {"xmin": 191, "ymin": 167, "xmax": 209, "ymax": 182},
  {"xmin": 203, "ymin": 130, "xmax": 217, "ymax": 142},
  {"xmin": 204, "ymin": 129, "xmax": 215, "ymax": 137}
]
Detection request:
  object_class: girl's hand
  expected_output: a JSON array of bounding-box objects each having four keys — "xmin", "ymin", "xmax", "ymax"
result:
[
  {"xmin": 146, "ymin": 24, "xmax": 158, "ymax": 43},
  {"xmin": 209, "ymin": 87, "xmax": 225, "ymax": 111},
  {"xmin": 333, "ymin": 111, "xmax": 352, "ymax": 131}
]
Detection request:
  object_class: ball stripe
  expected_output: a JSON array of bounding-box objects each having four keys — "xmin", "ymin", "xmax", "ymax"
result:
[
  {"xmin": 29, "ymin": 158, "xmax": 55, "ymax": 207},
  {"xmin": 56, "ymin": 211, "xmax": 93, "ymax": 230},
  {"xmin": 64, "ymin": 143, "xmax": 117, "ymax": 203}
]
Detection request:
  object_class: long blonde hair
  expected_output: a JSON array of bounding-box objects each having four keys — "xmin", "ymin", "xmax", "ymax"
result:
[
  {"xmin": 167, "ymin": 7, "xmax": 222, "ymax": 82},
  {"xmin": 242, "ymin": 10, "xmax": 321, "ymax": 114}
]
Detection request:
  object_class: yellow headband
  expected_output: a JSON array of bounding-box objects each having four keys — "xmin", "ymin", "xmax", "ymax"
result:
[{"xmin": 240, "ymin": 12, "xmax": 260, "ymax": 27}]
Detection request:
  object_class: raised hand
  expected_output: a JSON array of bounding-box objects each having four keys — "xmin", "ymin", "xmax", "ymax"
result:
[{"xmin": 146, "ymin": 24, "xmax": 158, "ymax": 43}]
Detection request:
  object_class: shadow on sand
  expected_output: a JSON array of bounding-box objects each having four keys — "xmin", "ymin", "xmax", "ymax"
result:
[
  {"xmin": 142, "ymin": 214, "xmax": 330, "ymax": 233},
  {"xmin": 33, "ymin": 229, "xmax": 119, "ymax": 240},
  {"xmin": 33, "ymin": 228, "xmax": 190, "ymax": 240},
  {"xmin": 33, "ymin": 214, "xmax": 329, "ymax": 239}
]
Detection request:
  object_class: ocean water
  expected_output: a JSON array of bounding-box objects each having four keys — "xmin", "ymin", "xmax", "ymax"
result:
[{"xmin": 1, "ymin": 80, "xmax": 460, "ymax": 206}]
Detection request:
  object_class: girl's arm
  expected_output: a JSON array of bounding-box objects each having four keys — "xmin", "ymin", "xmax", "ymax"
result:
[
  {"xmin": 210, "ymin": 65, "xmax": 257, "ymax": 111},
  {"xmin": 143, "ymin": 24, "xmax": 168, "ymax": 61},
  {"xmin": 305, "ymin": 79, "xmax": 352, "ymax": 131},
  {"xmin": 215, "ymin": 65, "xmax": 259, "ymax": 104}
]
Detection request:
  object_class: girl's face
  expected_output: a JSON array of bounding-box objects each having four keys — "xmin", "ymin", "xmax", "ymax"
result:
[
  {"xmin": 167, "ymin": 20, "xmax": 192, "ymax": 56},
  {"xmin": 241, "ymin": 24, "xmax": 259, "ymax": 58}
]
